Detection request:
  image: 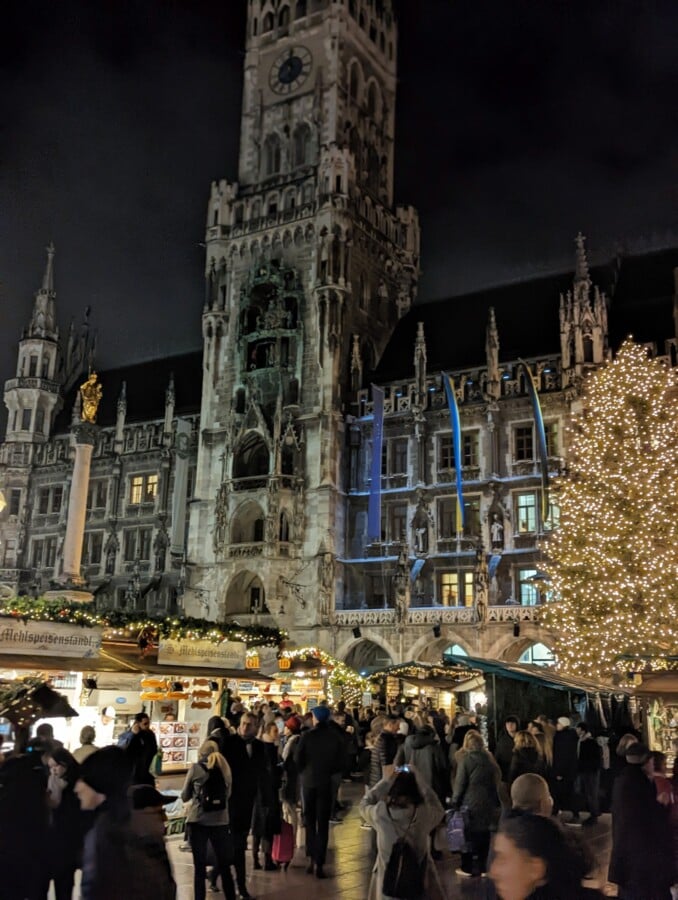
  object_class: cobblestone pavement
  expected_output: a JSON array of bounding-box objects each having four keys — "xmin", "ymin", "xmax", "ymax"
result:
[{"xmin": 164, "ymin": 779, "xmax": 614, "ymax": 900}]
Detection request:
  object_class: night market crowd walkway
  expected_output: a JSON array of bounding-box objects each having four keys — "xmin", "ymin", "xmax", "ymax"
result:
[{"xmin": 158, "ymin": 779, "xmax": 613, "ymax": 900}]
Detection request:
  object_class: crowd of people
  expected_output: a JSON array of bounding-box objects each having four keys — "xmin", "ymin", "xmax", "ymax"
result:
[{"xmin": 0, "ymin": 697, "xmax": 675, "ymax": 900}]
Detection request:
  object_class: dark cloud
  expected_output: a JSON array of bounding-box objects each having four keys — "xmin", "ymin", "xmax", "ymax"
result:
[{"xmin": 1, "ymin": 0, "xmax": 677, "ymax": 395}]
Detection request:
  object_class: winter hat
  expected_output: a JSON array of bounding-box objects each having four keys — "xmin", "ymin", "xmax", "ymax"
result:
[
  {"xmin": 285, "ymin": 715, "xmax": 301, "ymax": 733},
  {"xmin": 557, "ymin": 717, "xmax": 571, "ymax": 728},
  {"xmin": 78, "ymin": 746, "xmax": 131, "ymax": 798},
  {"xmin": 625, "ymin": 742, "xmax": 650, "ymax": 764},
  {"xmin": 128, "ymin": 785, "xmax": 175, "ymax": 809},
  {"xmin": 312, "ymin": 706, "xmax": 331, "ymax": 723}
]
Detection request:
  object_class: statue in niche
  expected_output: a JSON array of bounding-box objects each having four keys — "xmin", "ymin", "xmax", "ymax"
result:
[
  {"xmin": 393, "ymin": 545, "xmax": 410, "ymax": 626},
  {"xmin": 411, "ymin": 494, "xmax": 432, "ymax": 555},
  {"xmin": 318, "ymin": 552, "xmax": 335, "ymax": 623},
  {"xmin": 490, "ymin": 513, "xmax": 504, "ymax": 550}
]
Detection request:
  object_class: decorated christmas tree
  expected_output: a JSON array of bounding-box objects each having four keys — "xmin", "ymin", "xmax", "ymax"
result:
[{"xmin": 543, "ymin": 340, "xmax": 678, "ymax": 680}]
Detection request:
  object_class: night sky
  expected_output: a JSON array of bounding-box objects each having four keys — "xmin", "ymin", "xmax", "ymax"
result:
[{"xmin": 2, "ymin": 0, "xmax": 678, "ymax": 389}]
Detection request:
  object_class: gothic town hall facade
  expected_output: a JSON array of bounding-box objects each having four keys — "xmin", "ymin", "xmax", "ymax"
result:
[{"xmin": 2, "ymin": 0, "xmax": 677, "ymax": 672}]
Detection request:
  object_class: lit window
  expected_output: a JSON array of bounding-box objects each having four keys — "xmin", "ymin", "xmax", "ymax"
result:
[
  {"xmin": 440, "ymin": 572, "xmax": 473, "ymax": 607},
  {"xmin": 514, "ymin": 425, "xmax": 534, "ymax": 461},
  {"xmin": 130, "ymin": 476, "xmax": 144, "ymax": 505},
  {"xmin": 515, "ymin": 492, "xmax": 537, "ymax": 533},
  {"xmin": 518, "ymin": 568, "xmax": 539, "ymax": 605},
  {"xmin": 543, "ymin": 500, "xmax": 560, "ymax": 531},
  {"xmin": 145, "ymin": 474, "xmax": 159, "ymax": 502},
  {"xmin": 519, "ymin": 642, "xmax": 555, "ymax": 666}
]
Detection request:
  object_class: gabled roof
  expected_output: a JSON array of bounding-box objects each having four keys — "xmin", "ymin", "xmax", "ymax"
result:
[{"xmin": 375, "ymin": 246, "xmax": 678, "ymax": 381}]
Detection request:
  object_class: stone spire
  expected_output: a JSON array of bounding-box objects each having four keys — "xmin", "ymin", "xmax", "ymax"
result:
[
  {"xmin": 485, "ymin": 307, "xmax": 500, "ymax": 400},
  {"xmin": 27, "ymin": 242, "xmax": 58, "ymax": 340},
  {"xmin": 574, "ymin": 232, "xmax": 590, "ymax": 286},
  {"xmin": 413, "ymin": 322, "xmax": 427, "ymax": 404}
]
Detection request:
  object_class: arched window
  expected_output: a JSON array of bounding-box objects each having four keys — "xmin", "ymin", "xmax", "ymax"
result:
[
  {"xmin": 293, "ymin": 124, "xmax": 312, "ymax": 167},
  {"xmin": 278, "ymin": 5, "xmax": 290, "ymax": 27},
  {"xmin": 264, "ymin": 134, "xmax": 281, "ymax": 176},
  {"xmin": 366, "ymin": 145, "xmax": 379, "ymax": 194},
  {"xmin": 583, "ymin": 334, "xmax": 594, "ymax": 363},
  {"xmin": 519, "ymin": 643, "xmax": 555, "ymax": 667},
  {"xmin": 279, "ymin": 511, "xmax": 290, "ymax": 542},
  {"xmin": 233, "ymin": 433, "xmax": 270, "ymax": 479},
  {"xmin": 294, "ymin": 0, "xmax": 307, "ymax": 18},
  {"xmin": 234, "ymin": 388, "xmax": 246, "ymax": 414},
  {"xmin": 262, "ymin": 11, "xmax": 274, "ymax": 32}
]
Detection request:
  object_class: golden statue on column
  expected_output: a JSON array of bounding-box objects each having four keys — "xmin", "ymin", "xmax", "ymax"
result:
[{"xmin": 80, "ymin": 372, "xmax": 102, "ymax": 424}]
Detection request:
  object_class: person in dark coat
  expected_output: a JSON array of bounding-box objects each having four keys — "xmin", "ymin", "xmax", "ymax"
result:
[
  {"xmin": 449, "ymin": 714, "xmax": 478, "ymax": 754},
  {"xmin": 206, "ymin": 715, "xmax": 230, "ymax": 754},
  {"xmin": 509, "ymin": 731, "xmax": 545, "ymax": 785},
  {"xmin": 368, "ymin": 715, "xmax": 400, "ymax": 788},
  {"xmin": 575, "ymin": 723, "xmax": 602, "ymax": 826},
  {"xmin": 222, "ymin": 711, "xmax": 274, "ymax": 899},
  {"xmin": 295, "ymin": 705, "xmax": 346, "ymax": 878},
  {"xmin": 0, "ymin": 740, "xmax": 49, "ymax": 900},
  {"xmin": 494, "ymin": 716, "xmax": 519, "ymax": 783},
  {"xmin": 251, "ymin": 722, "xmax": 282, "ymax": 870},
  {"xmin": 552, "ymin": 716, "xmax": 579, "ymax": 817},
  {"xmin": 45, "ymin": 747, "xmax": 86, "ymax": 900},
  {"xmin": 75, "ymin": 747, "xmax": 176, "ymax": 900},
  {"xmin": 609, "ymin": 742, "xmax": 674, "ymax": 900},
  {"xmin": 118, "ymin": 712, "xmax": 158, "ymax": 786},
  {"xmin": 394, "ymin": 724, "xmax": 449, "ymax": 802},
  {"xmin": 452, "ymin": 730, "xmax": 501, "ymax": 876}
]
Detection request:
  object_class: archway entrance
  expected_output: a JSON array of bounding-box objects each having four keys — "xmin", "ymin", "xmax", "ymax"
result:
[
  {"xmin": 344, "ymin": 640, "xmax": 393, "ymax": 674},
  {"xmin": 224, "ymin": 570, "xmax": 267, "ymax": 617}
]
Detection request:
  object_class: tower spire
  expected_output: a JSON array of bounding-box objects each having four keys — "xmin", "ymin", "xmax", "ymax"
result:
[
  {"xmin": 27, "ymin": 242, "xmax": 58, "ymax": 340},
  {"xmin": 574, "ymin": 232, "xmax": 590, "ymax": 285}
]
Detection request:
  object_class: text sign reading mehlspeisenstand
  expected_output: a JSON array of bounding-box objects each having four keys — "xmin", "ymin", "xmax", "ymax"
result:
[
  {"xmin": 0, "ymin": 620, "xmax": 103, "ymax": 658},
  {"xmin": 158, "ymin": 638, "xmax": 247, "ymax": 670}
]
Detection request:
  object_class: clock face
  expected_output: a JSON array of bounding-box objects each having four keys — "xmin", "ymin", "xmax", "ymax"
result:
[{"xmin": 269, "ymin": 46, "xmax": 312, "ymax": 95}]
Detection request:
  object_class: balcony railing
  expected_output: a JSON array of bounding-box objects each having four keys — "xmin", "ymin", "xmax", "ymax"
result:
[{"xmin": 332, "ymin": 604, "xmax": 542, "ymax": 627}]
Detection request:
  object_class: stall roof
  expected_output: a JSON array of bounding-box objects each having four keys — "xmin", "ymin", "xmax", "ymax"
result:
[
  {"xmin": 374, "ymin": 657, "xmax": 630, "ymax": 696},
  {"xmin": 0, "ymin": 645, "xmax": 273, "ymax": 682}
]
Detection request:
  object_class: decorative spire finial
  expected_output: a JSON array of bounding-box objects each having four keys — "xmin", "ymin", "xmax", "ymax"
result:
[
  {"xmin": 42, "ymin": 242, "xmax": 55, "ymax": 292},
  {"xmin": 575, "ymin": 232, "xmax": 590, "ymax": 283}
]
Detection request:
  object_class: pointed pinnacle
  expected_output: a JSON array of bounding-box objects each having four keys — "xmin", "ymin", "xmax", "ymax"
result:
[
  {"xmin": 574, "ymin": 232, "xmax": 590, "ymax": 283},
  {"xmin": 42, "ymin": 242, "xmax": 55, "ymax": 292}
]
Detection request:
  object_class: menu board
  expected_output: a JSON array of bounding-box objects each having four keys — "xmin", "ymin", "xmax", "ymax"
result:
[{"xmin": 156, "ymin": 721, "xmax": 202, "ymax": 766}]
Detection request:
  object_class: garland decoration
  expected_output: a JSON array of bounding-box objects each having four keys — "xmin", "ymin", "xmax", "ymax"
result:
[
  {"xmin": 277, "ymin": 646, "xmax": 372, "ymax": 704},
  {"xmin": 0, "ymin": 596, "xmax": 286, "ymax": 648}
]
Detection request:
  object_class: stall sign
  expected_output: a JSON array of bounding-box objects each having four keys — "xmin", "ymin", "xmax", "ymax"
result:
[
  {"xmin": 237, "ymin": 682, "xmax": 254, "ymax": 693},
  {"xmin": 158, "ymin": 638, "xmax": 246, "ymax": 670},
  {"xmin": 278, "ymin": 657, "xmax": 291, "ymax": 670},
  {"xmin": 246, "ymin": 653, "xmax": 260, "ymax": 670},
  {"xmin": 0, "ymin": 620, "xmax": 102, "ymax": 658}
]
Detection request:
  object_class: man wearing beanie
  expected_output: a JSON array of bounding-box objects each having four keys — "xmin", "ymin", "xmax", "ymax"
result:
[
  {"xmin": 609, "ymin": 743, "xmax": 674, "ymax": 899},
  {"xmin": 294, "ymin": 705, "xmax": 346, "ymax": 878},
  {"xmin": 76, "ymin": 747, "xmax": 176, "ymax": 900}
]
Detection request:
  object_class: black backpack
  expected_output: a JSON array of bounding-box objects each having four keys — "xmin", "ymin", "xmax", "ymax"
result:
[
  {"xmin": 382, "ymin": 808, "xmax": 426, "ymax": 899},
  {"xmin": 197, "ymin": 763, "xmax": 227, "ymax": 812}
]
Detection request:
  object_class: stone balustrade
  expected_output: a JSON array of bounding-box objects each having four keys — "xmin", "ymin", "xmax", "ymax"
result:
[{"xmin": 332, "ymin": 604, "xmax": 541, "ymax": 627}]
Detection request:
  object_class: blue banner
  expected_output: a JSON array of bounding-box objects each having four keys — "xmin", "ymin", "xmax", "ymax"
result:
[
  {"xmin": 442, "ymin": 373, "xmax": 466, "ymax": 532},
  {"xmin": 519, "ymin": 359, "xmax": 550, "ymax": 522},
  {"xmin": 410, "ymin": 557, "xmax": 425, "ymax": 583},
  {"xmin": 367, "ymin": 385, "xmax": 385, "ymax": 541}
]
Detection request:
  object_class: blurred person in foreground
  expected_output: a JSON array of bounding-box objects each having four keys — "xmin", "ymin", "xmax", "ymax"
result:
[
  {"xmin": 360, "ymin": 765, "xmax": 445, "ymax": 900},
  {"xmin": 76, "ymin": 746, "xmax": 176, "ymax": 900},
  {"xmin": 489, "ymin": 812, "xmax": 604, "ymax": 899}
]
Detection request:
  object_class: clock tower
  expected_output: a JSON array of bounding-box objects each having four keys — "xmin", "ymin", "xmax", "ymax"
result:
[{"xmin": 187, "ymin": 0, "xmax": 419, "ymax": 639}]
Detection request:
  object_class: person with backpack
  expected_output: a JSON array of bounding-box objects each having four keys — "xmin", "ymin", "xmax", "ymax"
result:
[
  {"xmin": 181, "ymin": 739, "xmax": 236, "ymax": 900},
  {"xmin": 360, "ymin": 765, "xmax": 445, "ymax": 900}
]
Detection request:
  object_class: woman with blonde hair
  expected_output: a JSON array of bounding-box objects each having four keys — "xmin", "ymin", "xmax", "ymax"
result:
[
  {"xmin": 452, "ymin": 730, "xmax": 501, "ymax": 877},
  {"xmin": 509, "ymin": 731, "xmax": 546, "ymax": 785},
  {"xmin": 181, "ymin": 740, "xmax": 236, "ymax": 900},
  {"xmin": 533, "ymin": 731, "xmax": 553, "ymax": 770}
]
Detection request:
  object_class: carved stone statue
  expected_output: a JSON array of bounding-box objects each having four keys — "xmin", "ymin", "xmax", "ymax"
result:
[
  {"xmin": 474, "ymin": 541, "xmax": 489, "ymax": 625},
  {"xmin": 394, "ymin": 546, "xmax": 410, "ymax": 626},
  {"xmin": 490, "ymin": 513, "xmax": 504, "ymax": 549},
  {"xmin": 411, "ymin": 494, "xmax": 432, "ymax": 555},
  {"xmin": 80, "ymin": 372, "xmax": 102, "ymax": 424}
]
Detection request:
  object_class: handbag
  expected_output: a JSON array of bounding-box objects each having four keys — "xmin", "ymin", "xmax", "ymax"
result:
[
  {"xmin": 446, "ymin": 806, "xmax": 468, "ymax": 853},
  {"xmin": 149, "ymin": 751, "xmax": 163, "ymax": 777}
]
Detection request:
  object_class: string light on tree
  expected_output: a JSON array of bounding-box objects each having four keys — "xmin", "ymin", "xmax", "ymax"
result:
[{"xmin": 542, "ymin": 339, "xmax": 678, "ymax": 679}]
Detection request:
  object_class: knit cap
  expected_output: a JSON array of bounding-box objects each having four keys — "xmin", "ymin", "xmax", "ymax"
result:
[{"xmin": 78, "ymin": 746, "xmax": 131, "ymax": 798}]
